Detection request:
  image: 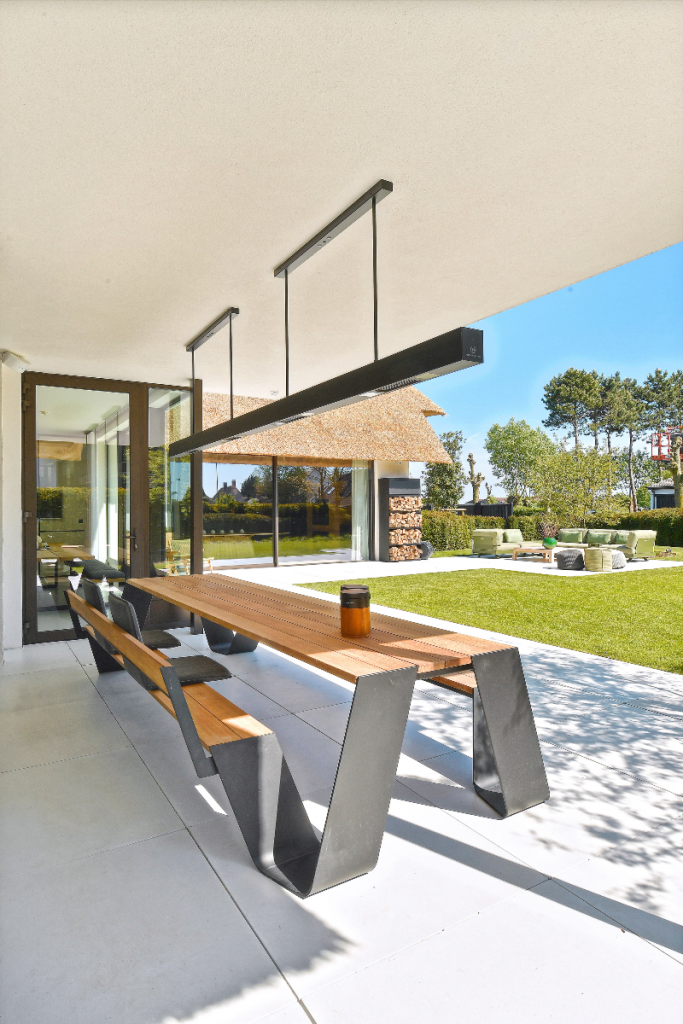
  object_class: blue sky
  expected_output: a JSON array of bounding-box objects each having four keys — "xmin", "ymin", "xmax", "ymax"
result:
[
  {"xmin": 205, "ymin": 242, "xmax": 682, "ymax": 496},
  {"xmin": 415, "ymin": 241, "xmax": 683, "ymax": 493}
]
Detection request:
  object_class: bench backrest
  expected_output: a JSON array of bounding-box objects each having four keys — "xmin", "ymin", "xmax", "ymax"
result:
[{"xmin": 67, "ymin": 589, "xmax": 170, "ymax": 691}]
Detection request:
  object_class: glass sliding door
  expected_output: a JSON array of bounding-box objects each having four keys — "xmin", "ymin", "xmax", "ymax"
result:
[
  {"xmin": 277, "ymin": 461, "xmax": 357, "ymax": 564},
  {"xmin": 148, "ymin": 387, "xmax": 193, "ymax": 574},
  {"xmin": 32, "ymin": 385, "xmax": 132, "ymax": 636},
  {"xmin": 201, "ymin": 458, "xmax": 274, "ymax": 569},
  {"xmin": 23, "ymin": 373, "xmax": 195, "ymax": 643}
]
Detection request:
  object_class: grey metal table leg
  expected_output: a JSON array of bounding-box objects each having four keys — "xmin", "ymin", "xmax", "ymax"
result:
[
  {"xmin": 211, "ymin": 665, "xmax": 417, "ymax": 897},
  {"xmin": 471, "ymin": 648, "xmax": 549, "ymax": 817}
]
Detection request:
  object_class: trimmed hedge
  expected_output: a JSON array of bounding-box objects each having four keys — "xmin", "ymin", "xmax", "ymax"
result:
[
  {"xmin": 508, "ymin": 508, "xmax": 683, "ymax": 546},
  {"xmin": 424, "ymin": 508, "xmax": 683, "ymax": 549},
  {"xmin": 422, "ymin": 511, "xmax": 505, "ymax": 551}
]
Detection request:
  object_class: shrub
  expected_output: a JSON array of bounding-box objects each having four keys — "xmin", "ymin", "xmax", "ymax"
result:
[
  {"xmin": 508, "ymin": 508, "xmax": 683, "ymax": 545},
  {"xmin": 422, "ymin": 511, "xmax": 505, "ymax": 551}
]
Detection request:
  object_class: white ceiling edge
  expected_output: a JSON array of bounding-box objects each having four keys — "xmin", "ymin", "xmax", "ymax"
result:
[{"xmin": 0, "ymin": 0, "xmax": 681, "ymax": 393}]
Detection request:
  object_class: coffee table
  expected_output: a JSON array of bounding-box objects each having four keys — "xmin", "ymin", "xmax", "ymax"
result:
[{"xmin": 512, "ymin": 546, "xmax": 554, "ymax": 563}]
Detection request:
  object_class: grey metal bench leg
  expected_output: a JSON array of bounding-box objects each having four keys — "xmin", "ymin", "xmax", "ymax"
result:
[
  {"xmin": 65, "ymin": 589, "xmax": 122, "ymax": 673},
  {"xmin": 211, "ymin": 665, "xmax": 417, "ymax": 897},
  {"xmin": 471, "ymin": 648, "xmax": 549, "ymax": 817}
]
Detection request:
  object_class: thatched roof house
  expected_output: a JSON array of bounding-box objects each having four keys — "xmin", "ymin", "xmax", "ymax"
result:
[{"xmin": 202, "ymin": 387, "xmax": 451, "ymax": 465}]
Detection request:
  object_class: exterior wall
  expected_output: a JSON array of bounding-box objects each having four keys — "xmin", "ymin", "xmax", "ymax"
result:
[
  {"xmin": 649, "ymin": 486, "xmax": 675, "ymax": 510},
  {"xmin": 372, "ymin": 461, "xmax": 409, "ymax": 561},
  {"xmin": 0, "ymin": 364, "xmax": 24, "ymax": 654}
]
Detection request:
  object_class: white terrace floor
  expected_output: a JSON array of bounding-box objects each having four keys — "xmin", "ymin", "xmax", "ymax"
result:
[{"xmin": 1, "ymin": 558, "xmax": 682, "ymax": 1023}]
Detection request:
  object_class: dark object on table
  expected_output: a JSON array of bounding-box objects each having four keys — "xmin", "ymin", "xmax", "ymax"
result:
[
  {"xmin": 556, "ymin": 549, "xmax": 584, "ymax": 570},
  {"xmin": 340, "ymin": 584, "xmax": 371, "ymax": 637}
]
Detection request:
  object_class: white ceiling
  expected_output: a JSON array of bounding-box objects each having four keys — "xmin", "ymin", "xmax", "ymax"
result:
[{"xmin": 1, "ymin": 0, "xmax": 682, "ymax": 398}]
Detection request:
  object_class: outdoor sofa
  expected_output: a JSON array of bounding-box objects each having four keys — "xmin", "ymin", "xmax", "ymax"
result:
[
  {"xmin": 472, "ymin": 527, "xmax": 657, "ymax": 561},
  {"xmin": 555, "ymin": 528, "xmax": 656, "ymax": 560},
  {"xmin": 472, "ymin": 529, "xmax": 540, "ymax": 557}
]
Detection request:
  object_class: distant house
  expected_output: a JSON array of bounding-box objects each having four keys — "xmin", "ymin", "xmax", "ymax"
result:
[
  {"xmin": 648, "ymin": 484, "xmax": 675, "ymax": 509},
  {"xmin": 208, "ymin": 480, "xmax": 247, "ymax": 503}
]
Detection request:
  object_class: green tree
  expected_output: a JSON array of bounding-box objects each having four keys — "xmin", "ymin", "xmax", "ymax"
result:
[
  {"xmin": 613, "ymin": 448, "xmax": 660, "ymax": 500},
  {"xmin": 669, "ymin": 370, "xmax": 683, "ymax": 425},
  {"xmin": 614, "ymin": 378, "xmax": 648, "ymax": 511},
  {"xmin": 542, "ymin": 368, "xmax": 601, "ymax": 448},
  {"xmin": 528, "ymin": 445, "xmax": 619, "ymax": 525},
  {"xmin": 640, "ymin": 369, "xmax": 674, "ymax": 432},
  {"xmin": 635, "ymin": 484, "xmax": 651, "ymax": 509},
  {"xmin": 422, "ymin": 431, "xmax": 467, "ymax": 509},
  {"xmin": 484, "ymin": 418, "xmax": 555, "ymax": 503}
]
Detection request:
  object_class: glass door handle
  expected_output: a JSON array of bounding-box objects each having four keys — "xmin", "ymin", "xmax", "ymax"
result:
[{"xmin": 130, "ymin": 528, "xmax": 138, "ymax": 551}]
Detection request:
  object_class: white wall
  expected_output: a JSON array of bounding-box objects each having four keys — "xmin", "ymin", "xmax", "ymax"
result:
[{"xmin": 0, "ymin": 364, "xmax": 24, "ymax": 654}]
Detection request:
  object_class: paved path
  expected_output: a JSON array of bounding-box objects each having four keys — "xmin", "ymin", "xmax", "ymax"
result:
[{"xmin": 1, "ymin": 564, "xmax": 681, "ymax": 1022}]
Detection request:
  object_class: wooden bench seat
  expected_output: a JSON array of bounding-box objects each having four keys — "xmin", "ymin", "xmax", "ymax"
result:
[
  {"xmin": 68, "ymin": 591, "xmax": 270, "ymax": 752},
  {"xmin": 428, "ymin": 668, "xmax": 477, "ymax": 697}
]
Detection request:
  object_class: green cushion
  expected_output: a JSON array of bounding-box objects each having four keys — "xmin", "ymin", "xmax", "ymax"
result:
[
  {"xmin": 613, "ymin": 531, "xmax": 630, "ymax": 546},
  {"xmin": 585, "ymin": 530, "xmax": 613, "ymax": 545},
  {"xmin": 558, "ymin": 528, "xmax": 584, "ymax": 543},
  {"xmin": 503, "ymin": 529, "xmax": 524, "ymax": 544}
]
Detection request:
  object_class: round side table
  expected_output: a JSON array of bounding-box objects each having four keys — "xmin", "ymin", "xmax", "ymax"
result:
[{"xmin": 584, "ymin": 547, "xmax": 613, "ymax": 573}]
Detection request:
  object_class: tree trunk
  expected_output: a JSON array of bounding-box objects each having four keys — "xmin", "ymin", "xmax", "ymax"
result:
[
  {"xmin": 628, "ymin": 429, "xmax": 637, "ymax": 512},
  {"xmin": 671, "ymin": 436, "xmax": 683, "ymax": 508},
  {"xmin": 573, "ymin": 416, "xmax": 580, "ymax": 449}
]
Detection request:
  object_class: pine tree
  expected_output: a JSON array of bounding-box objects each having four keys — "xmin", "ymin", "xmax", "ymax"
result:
[{"xmin": 542, "ymin": 368, "xmax": 601, "ymax": 448}]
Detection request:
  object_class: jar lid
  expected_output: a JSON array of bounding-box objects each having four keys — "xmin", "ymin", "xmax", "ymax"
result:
[{"xmin": 340, "ymin": 584, "xmax": 370, "ymax": 608}]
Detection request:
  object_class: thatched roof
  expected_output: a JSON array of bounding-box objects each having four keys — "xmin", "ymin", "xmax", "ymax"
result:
[{"xmin": 201, "ymin": 387, "xmax": 451, "ymax": 465}]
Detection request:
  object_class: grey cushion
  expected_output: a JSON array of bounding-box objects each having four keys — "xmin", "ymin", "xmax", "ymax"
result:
[
  {"xmin": 82, "ymin": 559, "xmax": 126, "ymax": 581},
  {"xmin": 140, "ymin": 629, "xmax": 181, "ymax": 650},
  {"xmin": 611, "ymin": 549, "xmax": 627, "ymax": 569},
  {"xmin": 169, "ymin": 655, "xmax": 231, "ymax": 684},
  {"xmin": 556, "ymin": 549, "xmax": 584, "ymax": 570}
]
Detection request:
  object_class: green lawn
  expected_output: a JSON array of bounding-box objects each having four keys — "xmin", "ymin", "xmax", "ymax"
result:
[{"xmin": 301, "ymin": 567, "xmax": 683, "ymax": 675}]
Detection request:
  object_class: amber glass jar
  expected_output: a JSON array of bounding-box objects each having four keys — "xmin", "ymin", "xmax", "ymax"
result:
[{"xmin": 340, "ymin": 584, "xmax": 371, "ymax": 637}]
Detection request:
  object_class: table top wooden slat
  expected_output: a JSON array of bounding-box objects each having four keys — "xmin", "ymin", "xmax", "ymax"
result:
[
  {"xmin": 166, "ymin": 579, "xmax": 473, "ymax": 671},
  {"xmin": 128, "ymin": 574, "xmax": 508, "ymax": 683},
  {"xmin": 173, "ymin": 574, "xmax": 507, "ymax": 658}
]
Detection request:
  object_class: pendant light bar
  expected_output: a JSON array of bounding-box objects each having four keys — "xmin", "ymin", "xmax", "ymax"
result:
[
  {"xmin": 185, "ymin": 307, "xmax": 239, "ymax": 352},
  {"xmin": 273, "ymin": 180, "xmax": 393, "ymax": 279},
  {"xmin": 169, "ymin": 326, "xmax": 483, "ymax": 457}
]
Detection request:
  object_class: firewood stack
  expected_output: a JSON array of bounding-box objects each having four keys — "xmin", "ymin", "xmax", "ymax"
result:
[
  {"xmin": 387, "ymin": 494, "xmax": 422, "ymax": 560},
  {"xmin": 379, "ymin": 479, "xmax": 427, "ymax": 562}
]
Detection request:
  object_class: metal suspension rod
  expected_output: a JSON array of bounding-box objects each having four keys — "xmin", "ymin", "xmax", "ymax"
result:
[
  {"xmin": 229, "ymin": 315, "xmax": 234, "ymax": 420},
  {"xmin": 372, "ymin": 194, "xmax": 378, "ymax": 362},
  {"xmin": 191, "ymin": 347, "xmax": 196, "ymax": 431},
  {"xmin": 285, "ymin": 268, "xmax": 290, "ymax": 396}
]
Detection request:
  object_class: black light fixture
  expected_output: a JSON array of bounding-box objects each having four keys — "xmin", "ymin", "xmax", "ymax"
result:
[
  {"xmin": 186, "ymin": 307, "xmax": 239, "ymax": 424},
  {"xmin": 276, "ymin": 179, "xmax": 393, "ymax": 395},
  {"xmin": 170, "ymin": 179, "xmax": 484, "ymax": 458},
  {"xmin": 169, "ymin": 326, "xmax": 483, "ymax": 456}
]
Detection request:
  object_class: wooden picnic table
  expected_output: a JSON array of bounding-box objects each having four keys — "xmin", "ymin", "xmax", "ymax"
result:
[
  {"xmin": 127, "ymin": 573, "xmax": 549, "ymax": 821},
  {"xmin": 127, "ymin": 573, "xmax": 509, "ymax": 686}
]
